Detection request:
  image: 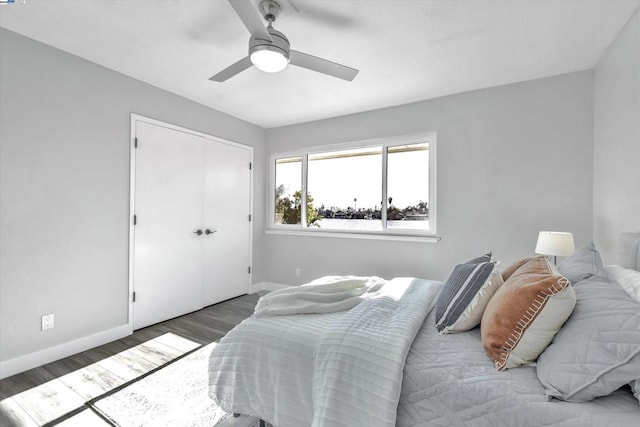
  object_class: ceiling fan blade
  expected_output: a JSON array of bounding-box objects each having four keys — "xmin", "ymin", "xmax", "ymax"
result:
[
  {"xmin": 279, "ymin": 0, "xmax": 300, "ymax": 14},
  {"xmin": 209, "ymin": 56, "xmax": 253, "ymax": 82},
  {"xmin": 289, "ymin": 50, "xmax": 359, "ymax": 81},
  {"xmin": 291, "ymin": 1, "xmax": 356, "ymax": 29},
  {"xmin": 228, "ymin": 0, "xmax": 272, "ymax": 42}
]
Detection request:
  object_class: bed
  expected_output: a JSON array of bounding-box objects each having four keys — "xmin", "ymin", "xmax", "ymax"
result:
[{"xmin": 208, "ymin": 234, "xmax": 640, "ymax": 426}]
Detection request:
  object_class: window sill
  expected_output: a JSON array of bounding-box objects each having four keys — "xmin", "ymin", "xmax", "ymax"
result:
[{"xmin": 265, "ymin": 228, "xmax": 441, "ymax": 243}]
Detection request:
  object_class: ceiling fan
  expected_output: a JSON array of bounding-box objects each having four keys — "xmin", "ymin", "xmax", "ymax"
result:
[{"xmin": 209, "ymin": 0, "xmax": 359, "ymax": 82}]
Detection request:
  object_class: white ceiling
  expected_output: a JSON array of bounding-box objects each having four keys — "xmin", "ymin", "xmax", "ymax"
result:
[{"xmin": 1, "ymin": 0, "xmax": 638, "ymax": 128}]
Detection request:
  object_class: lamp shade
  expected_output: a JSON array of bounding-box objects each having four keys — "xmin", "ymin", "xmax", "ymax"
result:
[
  {"xmin": 250, "ymin": 48, "xmax": 289, "ymax": 73},
  {"xmin": 535, "ymin": 231, "xmax": 575, "ymax": 257}
]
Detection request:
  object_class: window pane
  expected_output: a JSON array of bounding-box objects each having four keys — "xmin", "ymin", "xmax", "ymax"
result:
[
  {"xmin": 308, "ymin": 147, "xmax": 382, "ymax": 230},
  {"xmin": 274, "ymin": 157, "xmax": 302, "ymax": 225},
  {"xmin": 387, "ymin": 143, "xmax": 430, "ymax": 230}
]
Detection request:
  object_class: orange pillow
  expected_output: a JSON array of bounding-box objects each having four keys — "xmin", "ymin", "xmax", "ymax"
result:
[
  {"xmin": 481, "ymin": 256, "xmax": 575, "ymax": 370},
  {"xmin": 500, "ymin": 257, "xmax": 530, "ymax": 282}
]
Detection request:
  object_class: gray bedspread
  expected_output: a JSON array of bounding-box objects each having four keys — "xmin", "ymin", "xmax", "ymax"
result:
[
  {"xmin": 209, "ymin": 283, "xmax": 640, "ymax": 427},
  {"xmin": 397, "ymin": 309, "xmax": 640, "ymax": 427}
]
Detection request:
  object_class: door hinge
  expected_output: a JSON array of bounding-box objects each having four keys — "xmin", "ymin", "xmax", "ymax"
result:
[
  {"xmin": 248, "ymin": 214, "xmax": 252, "ymax": 222},
  {"xmin": 134, "ymin": 137, "xmax": 138, "ymax": 148},
  {"xmin": 248, "ymin": 266, "xmax": 251, "ymax": 274},
  {"xmin": 249, "ymin": 162, "xmax": 252, "ymax": 170},
  {"xmin": 133, "ymin": 214, "xmax": 137, "ymax": 225},
  {"xmin": 132, "ymin": 292, "xmax": 136, "ymax": 303}
]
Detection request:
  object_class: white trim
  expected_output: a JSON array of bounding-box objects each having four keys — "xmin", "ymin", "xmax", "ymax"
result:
[
  {"xmin": 248, "ymin": 150, "xmax": 254, "ymax": 296},
  {"xmin": 382, "ymin": 145, "xmax": 388, "ymax": 230},
  {"xmin": 265, "ymin": 229, "xmax": 441, "ymax": 243},
  {"xmin": 130, "ymin": 114, "xmax": 254, "ymax": 151},
  {"xmin": 250, "ymin": 281, "xmax": 291, "ymax": 293},
  {"xmin": 428, "ymin": 137, "xmax": 438, "ymax": 234},
  {"xmin": 301, "ymin": 154, "xmax": 308, "ymax": 226},
  {"xmin": 0, "ymin": 324, "xmax": 130, "ymax": 380},
  {"xmin": 128, "ymin": 116, "xmax": 137, "ymax": 334},
  {"xmin": 129, "ymin": 114, "xmax": 254, "ymax": 333}
]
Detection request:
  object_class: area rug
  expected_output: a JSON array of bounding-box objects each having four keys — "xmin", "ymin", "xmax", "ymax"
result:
[{"xmin": 92, "ymin": 343, "xmax": 258, "ymax": 427}]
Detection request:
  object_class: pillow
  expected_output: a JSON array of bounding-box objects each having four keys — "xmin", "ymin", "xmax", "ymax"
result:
[
  {"xmin": 605, "ymin": 264, "xmax": 640, "ymax": 303},
  {"xmin": 604, "ymin": 264, "xmax": 640, "ymax": 403},
  {"xmin": 501, "ymin": 257, "xmax": 531, "ymax": 282},
  {"xmin": 464, "ymin": 253, "xmax": 492, "ymax": 264},
  {"xmin": 557, "ymin": 242, "xmax": 604, "ymax": 284},
  {"xmin": 481, "ymin": 256, "xmax": 575, "ymax": 371},
  {"xmin": 435, "ymin": 254, "xmax": 502, "ymax": 334},
  {"xmin": 536, "ymin": 275, "xmax": 640, "ymax": 402}
]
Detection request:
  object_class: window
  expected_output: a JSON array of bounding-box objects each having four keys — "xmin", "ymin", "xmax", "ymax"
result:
[
  {"xmin": 270, "ymin": 133, "xmax": 436, "ymax": 239},
  {"xmin": 308, "ymin": 147, "xmax": 383, "ymax": 230},
  {"xmin": 274, "ymin": 156, "xmax": 302, "ymax": 225}
]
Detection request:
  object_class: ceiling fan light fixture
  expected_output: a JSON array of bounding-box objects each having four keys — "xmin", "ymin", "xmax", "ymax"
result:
[
  {"xmin": 250, "ymin": 46, "xmax": 289, "ymax": 73},
  {"xmin": 209, "ymin": 0, "xmax": 359, "ymax": 82}
]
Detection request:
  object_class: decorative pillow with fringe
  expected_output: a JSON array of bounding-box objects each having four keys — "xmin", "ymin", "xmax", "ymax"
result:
[{"xmin": 481, "ymin": 256, "xmax": 576, "ymax": 370}]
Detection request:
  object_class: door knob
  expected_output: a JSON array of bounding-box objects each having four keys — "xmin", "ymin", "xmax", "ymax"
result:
[
  {"xmin": 205, "ymin": 229, "xmax": 217, "ymax": 235},
  {"xmin": 193, "ymin": 229, "xmax": 203, "ymax": 236}
]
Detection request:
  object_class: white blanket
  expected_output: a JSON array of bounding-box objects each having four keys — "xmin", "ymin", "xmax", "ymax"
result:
[
  {"xmin": 311, "ymin": 278, "xmax": 442, "ymax": 427},
  {"xmin": 209, "ymin": 277, "xmax": 442, "ymax": 427},
  {"xmin": 253, "ymin": 275, "xmax": 385, "ymax": 317}
]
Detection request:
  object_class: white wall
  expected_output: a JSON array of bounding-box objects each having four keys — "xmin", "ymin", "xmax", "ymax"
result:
[
  {"xmin": 263, "ymin": 72, "xmax": 595, "ymax": 285},
  {"xmin": 593, "ymin": 9, "xmax": 640, "ymax": 264},
  {"xmin": 0, "ymin": 28, "xmax": 266, "ymax": 376}
]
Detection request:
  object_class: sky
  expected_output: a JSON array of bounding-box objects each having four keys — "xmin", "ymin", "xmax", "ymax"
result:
[{"xmin": 276, "ymin": 145, "xmax": 429, "ymax": 211}]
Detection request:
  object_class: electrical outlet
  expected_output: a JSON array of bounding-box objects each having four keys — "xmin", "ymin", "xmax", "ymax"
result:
[
  {"xmin": 295, "ymin": 268, "xmax": 301, "ymax": 278},
  {"xmin": 41, "ymin": 313, "xmax": 54, "ymax": 331}
]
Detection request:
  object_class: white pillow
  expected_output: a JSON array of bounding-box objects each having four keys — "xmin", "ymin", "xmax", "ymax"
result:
[
  {"xmin": 605, "ymin": 264, "xmax": 640, "ymax": 303},
  {"xmin": 605, "ymin": 264, "xmax": 640, "ymax": 403}
]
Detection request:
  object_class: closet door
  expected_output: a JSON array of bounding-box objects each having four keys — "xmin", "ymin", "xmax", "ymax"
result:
[
  {"xmin": 202, "ymin": 142, "xmax": 252, "ymax": 305},
  {"xmin": 133, "ymin": 122, "xmax": 205, "ymax": 330}
]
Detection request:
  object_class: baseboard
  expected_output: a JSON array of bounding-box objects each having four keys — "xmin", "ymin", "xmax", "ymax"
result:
[
  {"xmin": 0, "ymin": 324, "xmax": 130, "ymax": 380},
  {"xmin": 249, "ymin": 281, "xmax": 290, "ymax": 293}
]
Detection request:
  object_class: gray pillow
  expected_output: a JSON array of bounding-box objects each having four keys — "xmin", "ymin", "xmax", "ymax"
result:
[
  {"xmin": 435, "ymin": 257, "xmax": 500, "ymax": 334},
  {"xmin": 606, "ymin": 264, "xmax": 640, "ymax": 403},
  {"xmin": 536, "ymin": 276, "xmax": 640, "ymax": 402},
  {"xmin": 557, "ymin": 242, "xmax": 605, "ymax": 284},
  {"xmin": 464, "ymin": 253, "xmax": 492, "ymax": 265}
]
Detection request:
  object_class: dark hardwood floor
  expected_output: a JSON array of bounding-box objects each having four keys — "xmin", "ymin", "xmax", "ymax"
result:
[{"xmin": 0, "ymin": 293, "xmax": 260, "ymax": 426}]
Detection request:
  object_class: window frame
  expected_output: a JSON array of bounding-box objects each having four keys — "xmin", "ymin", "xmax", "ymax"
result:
[{"xmin": 267, "ymin": 132, "xmax": 438, "ymax": 242}]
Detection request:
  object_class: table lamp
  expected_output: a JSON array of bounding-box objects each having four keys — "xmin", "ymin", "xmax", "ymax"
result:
[{"xmin": 535, "ymin": 231, "xmax": 575, "ymax": 264}]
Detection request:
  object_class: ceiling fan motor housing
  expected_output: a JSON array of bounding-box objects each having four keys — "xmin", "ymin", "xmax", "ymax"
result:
[
  {"xmin": 259, "ymin": 0, "xmax": 282, "ymax": 23},
  {"xmin": 249, "ymin": 26, "xmax": 290, "ymax": 61}
]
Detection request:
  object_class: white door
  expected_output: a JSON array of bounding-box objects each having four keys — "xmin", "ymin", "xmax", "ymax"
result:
[
  {"xmin": 133, "ymin": 122, "xmax": 205, "ymax": 329},
  {"xmin": 132, "ymin": 118, "xmax": 252, "ymax": 330},
  {"xmin": 203, "ymin": 141, "xmax": 252, "ymax": 305}
]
